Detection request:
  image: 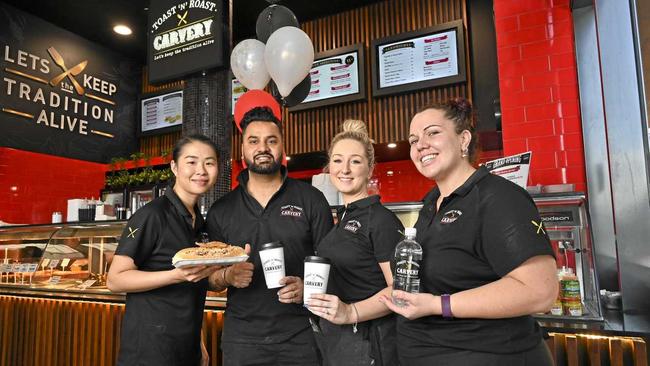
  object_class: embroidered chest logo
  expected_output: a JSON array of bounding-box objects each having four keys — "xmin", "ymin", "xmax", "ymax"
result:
[
  {"xmin": 280, "ymin": 205, "xmax": 304, "ymax": 218},
  {"xmin": 127, "ymin": 227, "xmax": 139, "ymax": 238},
  {"xmin": 343, "ymin": 219, "xmax": 362, "ymax": 233},
  {"xmin": 440, "ymin": 210, "xmax": 462, "ymax": 224}
]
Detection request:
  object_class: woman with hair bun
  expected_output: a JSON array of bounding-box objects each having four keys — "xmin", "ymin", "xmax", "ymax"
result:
[
  {"xmin": 307, "ymin": 119, "xmax": 403, "ymax": 366},
  {"xmin": 379, "ymin": 98, "xmax": 557, "ymax": 365}
]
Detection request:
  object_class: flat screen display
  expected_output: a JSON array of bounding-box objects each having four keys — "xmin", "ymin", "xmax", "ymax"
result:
[
  {"xmin": 140, "ymin": 90, "xmax": 183, "ymax": 135},
  {"xmin": 289, "ymin": 44, "xmax": 367, "ymax": 112},
  {"xmin": 371, "ymin": 20, "xmax": 466, "ymax": 97}
]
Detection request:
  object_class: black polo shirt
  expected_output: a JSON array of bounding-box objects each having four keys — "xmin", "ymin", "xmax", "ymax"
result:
[
  {"xmin": 206, "ymin": 167, "xmax": 333, "ymax": 344},
  {"xmin": 398, "ymin": 166, "xmax": 554, "ymax": 358},
  {"xmin": 317, "ymin": 195, "xmax": 403, "ymax": 303},
  {"xmin": 115, "ymin": 188, "xmax": 208, "ymax": 366}
]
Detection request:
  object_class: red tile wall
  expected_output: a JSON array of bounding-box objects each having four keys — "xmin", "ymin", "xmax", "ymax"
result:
[
  {"xmin": 0, "ymin": 148, "xmax": 106, "ymax": 224},
  {"xmin": 233, "ymin": 149, "xmax": 503, "ymax": 204},
  {"xmin": 493, "ymin": 0, "xmax": 586, "ymax": 192}
]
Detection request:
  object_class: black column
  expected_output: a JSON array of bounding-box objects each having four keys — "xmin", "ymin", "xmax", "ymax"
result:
[{"xmin": 183, "ymin": 70, "xmax": 232, "ymax": 208}]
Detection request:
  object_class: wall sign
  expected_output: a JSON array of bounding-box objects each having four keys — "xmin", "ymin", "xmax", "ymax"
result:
[
  {"xmin": 484, "ymin": 151, "xmax": 532, "ymax": 188},
  {"xmin": 371, "ymin": 20, "xmax": 466, "ymax": 97},
  {"xmin": 147, "ymin": 0, "xmax": 227, "ymax": 84},
  {"xmin": 289, "ymin": 44, "xmax": 367, "ymax": 112},
  {"xmin": 0, "ymin": 3, "xmax": 139, "ymax": 163}
]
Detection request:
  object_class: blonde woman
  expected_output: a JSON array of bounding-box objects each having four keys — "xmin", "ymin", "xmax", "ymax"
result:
[{"xmin": 307, "ymin": 120, "xmax": 404, "ymax": 366}]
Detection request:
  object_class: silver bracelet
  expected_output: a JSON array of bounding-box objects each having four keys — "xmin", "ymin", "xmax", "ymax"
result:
[{"xmin": 351, "ymin": 302, "xmax": 360, "ymax": 333}]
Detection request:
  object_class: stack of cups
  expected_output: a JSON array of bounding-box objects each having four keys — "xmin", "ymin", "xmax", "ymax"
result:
[
  {"xmin": 303, "ymin": 256, "xmax": 331, "ymax": 306},
  {"xmin": 259, "ymin": 242, "xmax": 285, "ymax": 288}
]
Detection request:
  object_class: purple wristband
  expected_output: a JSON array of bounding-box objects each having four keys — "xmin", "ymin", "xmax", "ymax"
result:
[{"xmin": 441, "ymin": 294, "xmax": 453, "ymax": 319}]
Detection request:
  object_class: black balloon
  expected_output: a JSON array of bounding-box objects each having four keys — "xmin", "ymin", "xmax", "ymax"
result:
[
  {"xmin": 269, "ymin": 75, "xmax": 311, "ymax": 107},
  {"xmin": 283, "ymin": 75, "xmax": 312, "ymax": 107},
  {"xmin": 256, "ymin": 5, "xmax": 299, "ymax": 43}
]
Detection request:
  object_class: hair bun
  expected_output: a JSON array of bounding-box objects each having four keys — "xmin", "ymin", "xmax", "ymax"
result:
[
  {"xmin": 449, "ymin": 97, "xmax": 472, "ymax": 114},
  {"xmin": 341, "ymin": 119, "xmax": 368, "ymax": 135}
]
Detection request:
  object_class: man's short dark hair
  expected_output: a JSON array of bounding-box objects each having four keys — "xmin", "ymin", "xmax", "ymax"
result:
[{"xmin": 240, "ymin": 107, "xmax": 282, "ymax": 134}]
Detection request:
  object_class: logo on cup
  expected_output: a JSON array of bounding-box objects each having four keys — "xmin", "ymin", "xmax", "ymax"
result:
[
  {"xmin": 280, "ymin": 205, "xmax": 304, "ymax": 218},
  {"xmin": 263, "ymin": 258, "xmax": 284, "ymax": 272},
  {"xmin": 305, "ymin": 273, "xmax": 325, "ymax": 288},
  {"xmin": 343, "ymin": 219, "xmax": 362, "ymax": 233}
]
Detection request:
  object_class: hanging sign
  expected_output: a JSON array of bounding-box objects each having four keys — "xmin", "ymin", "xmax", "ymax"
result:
[{"xmin": 147, "ymin": 0, "xmax": 227, "ymax": 84}]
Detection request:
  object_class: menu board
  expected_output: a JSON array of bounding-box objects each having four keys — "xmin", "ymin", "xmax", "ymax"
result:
[
  {"xmin": 140, "ymin": 90, "xmax": 183, "ymax": 135},
  {"xmin": 231, "ymin": 78, "xmax": 247, "ymax": 115},
  {"xmin": 305, "ymin": 51, "xmax": 360, "ymax": 102},
  {"xmin": 290, "ymin": 44, "xmax": 367, "ymax": 112},
  {"xmin": 378, "ymin": 30, "xmax": 458, "ymax": 88},
  {"xmin": 371, "ymin": 20, "xmax": 466, "ymax": 97}
]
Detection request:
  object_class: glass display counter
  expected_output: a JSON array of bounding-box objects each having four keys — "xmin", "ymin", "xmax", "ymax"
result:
[{"xmin": 0, "ymin": 222, "xmax": 226, "ymax": 304}]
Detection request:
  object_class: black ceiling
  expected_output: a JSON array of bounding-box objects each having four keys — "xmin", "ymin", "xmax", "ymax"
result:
[{"xmin": 2, "ymin": 0, "xmax": 384, "ymax": 63}]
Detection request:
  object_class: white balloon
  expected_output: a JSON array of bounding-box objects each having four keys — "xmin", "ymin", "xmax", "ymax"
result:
[
  {"xmin": 265, "ymin": 26, "xmax": 314, "ymax": 97},
  {"xmin": 230, "ymin": 39, "xmax": 270, "ymax": 90}
]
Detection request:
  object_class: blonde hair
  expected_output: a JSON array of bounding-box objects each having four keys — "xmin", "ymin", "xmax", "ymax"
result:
[{"xmin": 328, "ymin": 119, "xmax": 375, "ymax": 169}]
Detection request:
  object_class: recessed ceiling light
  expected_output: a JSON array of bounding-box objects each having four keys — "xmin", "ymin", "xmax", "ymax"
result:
[
  {"xmin": 113, "ymin": 25, "xmax": 132, "ymax": 36},
  {"xmin": 387, "ymin": 142, "xmax": 397, "ymax": 148},
  {"xmin": 286, "ymin": 156, "xmax": 291, "ymax": 161}
]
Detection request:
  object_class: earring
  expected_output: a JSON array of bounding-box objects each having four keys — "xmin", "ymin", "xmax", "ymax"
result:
[{"xmin": 461, "ymin": 147, "xmax": 468, "ymax": 158}]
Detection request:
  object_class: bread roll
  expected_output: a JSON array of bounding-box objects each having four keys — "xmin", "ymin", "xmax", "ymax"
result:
[{"xmin": 173, "ymin": 243, "xmax": 246, "ymax": 263}]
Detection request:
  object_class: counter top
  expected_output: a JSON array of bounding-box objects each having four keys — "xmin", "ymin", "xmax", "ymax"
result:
[{"xmin": 538, "ymin": 309, "xmax": 650, "ymax": 338}]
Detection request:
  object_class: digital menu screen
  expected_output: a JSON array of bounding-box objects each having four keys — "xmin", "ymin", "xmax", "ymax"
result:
[
  {"xmin": 378, "ymin": 30, "xmax": 458, "ymax": 88},
  {"xmin": 231, "ymin": 78, "xmax": 247, "ymax": 115},
  {"xmin": 305, "ymin": 51, "xmax": 360, "ymax": 103},
  {"xmin": 140, "ymin": 90, "xmax": 183, "ymax": 134},
  {"xmin": 371, "ymin": 20, "xmax": 466, "ymax": 97},
  {"xmin": 290, "ymin": 44, "xmax": 367, "ymax": 112}
]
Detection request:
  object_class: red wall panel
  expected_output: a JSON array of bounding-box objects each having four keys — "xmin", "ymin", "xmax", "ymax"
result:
[
  {"xmin": 494, "ymin": 0, "xmax": 587, "ymax": 192},
  {"xmin": 0, "ymin": 148, "xmax": 106, "ymax": 224}
]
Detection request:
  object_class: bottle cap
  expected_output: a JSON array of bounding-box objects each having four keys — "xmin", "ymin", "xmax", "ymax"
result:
[{"xmin": 404, "ymin": 227, "xmax": 417, "ymax": 237}]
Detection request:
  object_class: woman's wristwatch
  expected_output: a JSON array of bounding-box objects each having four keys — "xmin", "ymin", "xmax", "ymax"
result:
[{"xmin": 441, "ymin": 294, "xmax": 453, "ymax": 319}]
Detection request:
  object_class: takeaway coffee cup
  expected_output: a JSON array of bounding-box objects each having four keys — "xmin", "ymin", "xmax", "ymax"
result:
[
  {"xmin": 303, "ymin": 256, "xmax": 331, "ymax": 305},
  {"xmin": 259, "ymin": 241, "xmax": 285, "ymax": 288}
]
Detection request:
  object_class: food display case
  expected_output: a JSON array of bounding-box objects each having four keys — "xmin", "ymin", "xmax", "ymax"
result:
[
  {"xmin": 532, "ymin": 192, "xmax": 603, "ymax": 321},
  {"xmin": 0, "ymin": 222, "xmax": 226, "ymax": 303},
  {"xmin": 0, "ymin": 222, "xmax": 124, "ymax": 296}
]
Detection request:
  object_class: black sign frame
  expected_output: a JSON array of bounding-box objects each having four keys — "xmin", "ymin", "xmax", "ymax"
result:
[
  {"xmin": 370, "ymin": 20, "xmax": 466, "ymax": 97},
  {"xmin": 289, "ymin": 43, "xmax": 367, "ymax": 112},
  {"xmin": 147, "ymin": 0, "xmax": 229, "ymax": 84}
]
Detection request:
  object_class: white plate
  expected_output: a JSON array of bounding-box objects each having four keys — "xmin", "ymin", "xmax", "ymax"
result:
[{"xmin": 172, "ymin": 255, "xmax": 249, "ymax": 268}]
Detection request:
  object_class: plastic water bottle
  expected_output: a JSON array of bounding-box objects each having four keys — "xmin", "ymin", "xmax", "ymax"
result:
[{"xmin": 393, "ymin": 227, "xmax": 422, "ymax": 306}]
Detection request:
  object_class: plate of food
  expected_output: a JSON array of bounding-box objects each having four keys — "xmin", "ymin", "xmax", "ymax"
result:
[{"xmin": 172, "ymin": 241, "xmax": 249, "ymax": 268}]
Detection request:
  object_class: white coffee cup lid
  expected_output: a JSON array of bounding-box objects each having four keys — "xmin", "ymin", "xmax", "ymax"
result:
[
  {"xmin": 305, "ymin": 256, "xmax": 330, "ymax": 264},
  {"xmin": 261, "ymin": 241, "xmax": 283, "ymax": 250}
]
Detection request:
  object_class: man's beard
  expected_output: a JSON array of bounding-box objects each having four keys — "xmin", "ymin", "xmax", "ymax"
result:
[{"xmin": 246, "ymin": 153, "xmax": 282, "ymax": 175}]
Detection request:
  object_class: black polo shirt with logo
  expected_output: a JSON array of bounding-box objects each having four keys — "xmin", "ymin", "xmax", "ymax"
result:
[
  {"xmin": 398, "ymin": 166, "xmax": 554, "ymax": 359},
  {"xmin": 317, "ymin": 195, "xmax": 404, "ymax": 303},
  {"xmin": 115, "ymin": 188, "xmax": 208, "ymax": 366},
  {"xmin": 206, "ymin": 167, "xmax": 333, "ymax": 344}
]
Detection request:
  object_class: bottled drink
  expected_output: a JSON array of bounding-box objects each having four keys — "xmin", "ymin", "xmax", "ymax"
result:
[{"xmin": 393, "ymin": 227, "xmax": 422, "ymax": 306}]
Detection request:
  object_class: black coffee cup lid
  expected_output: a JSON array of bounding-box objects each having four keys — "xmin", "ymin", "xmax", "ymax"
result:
[
  {"xmin": 260, "ymin": 241, "xmax": 283, "ymax": 250},
  {"xmin": 304, "ymin": 256, "xmax": 331, "ymax": 264}
]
